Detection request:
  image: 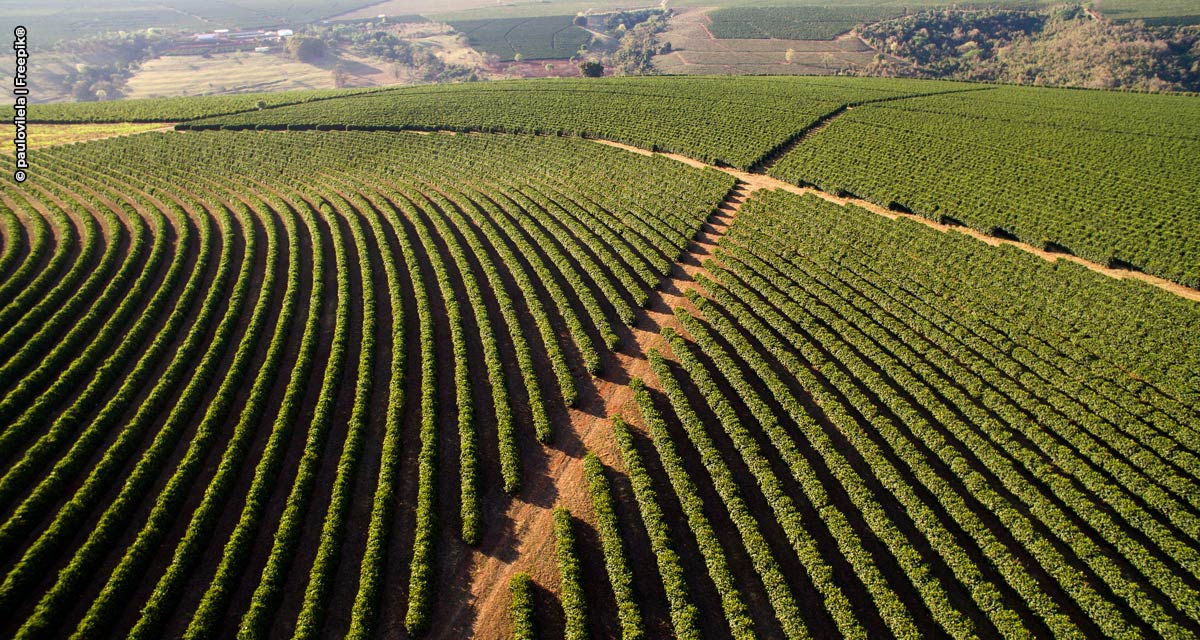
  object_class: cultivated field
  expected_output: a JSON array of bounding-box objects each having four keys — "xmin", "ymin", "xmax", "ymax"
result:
[
  {"xmin": 706, "ymin": 6, "xmax": 908, "ymax": 40},
  {"xmin": 654, "ymin": 8, "xmax": 880, "ymax": 76},
  {"xmin": 447, "ymin": 15, "xmax": 591, "ymax": 62},
  {"xmin": 3, "ymin": 75, "xmax": 1199, "ymax": 639}
]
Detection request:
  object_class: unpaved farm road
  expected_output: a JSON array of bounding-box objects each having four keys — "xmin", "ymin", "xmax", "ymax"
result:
[
  {"xmin": 435, "ymin": 178, "xmax": 752, "ymax": 639},
  {"xmin": 594, "ymin": 139, "xmax": 1200, "ymax": 304}
]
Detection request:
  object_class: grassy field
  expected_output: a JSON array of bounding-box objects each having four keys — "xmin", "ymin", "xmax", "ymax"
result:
[
  {"xmin": 125, "ymin": 52, "xmax": 341, "ymax": 98},
  {"xmin": 0, "ymin": 75, "xmax": 1197, "ymax": 640},
  {"xmin": 2, "ymin": 123, "xmax": 169, "ymax": 151}
]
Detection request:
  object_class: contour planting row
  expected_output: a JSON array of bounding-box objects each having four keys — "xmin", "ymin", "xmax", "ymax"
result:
[
  {"xmin": 0, "ymin": 128, "xmax": 732, "ymax": 638},
  {"xmin": 769, "ymin": 85, "xmax": 1200, "ymax": 287},
  {"xmin": 178, "ymin": 76, "xmax": 971, "ymax": 169},
  {"xmin": 588, "ymin": 188, "xmax": 1197, "ymax": 639},
  {"xmin": 665, "ymin": 189, "xmax": 1200, "ymax": 636},
  {"xmin": 26, "ymin": 86, "xmax": 388, "ymax": 123}
]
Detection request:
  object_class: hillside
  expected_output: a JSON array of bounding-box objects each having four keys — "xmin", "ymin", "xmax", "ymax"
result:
[{"xmin": 2, "ymin": 76, "xmax": 1199, "ymax": 639}]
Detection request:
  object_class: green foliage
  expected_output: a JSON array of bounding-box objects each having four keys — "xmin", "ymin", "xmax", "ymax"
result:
[
  {"xmin": 583, "ymin": 453, "xmax": 644, "ymax": 639},
  {"xmin": 579, "ymin": 60, "xmax": 604, "ymax": 77},
  {"xmin": 126, "ymin": 188, "xmax": 308, "ymax": 639},
  {"xmin": 4, "ymin": 0, "xmax": 381, "ymax": 44},
  {"xmin": 708, "ymin": 6, "xmax": 906, "ymax": 40},
  {"xmin": 859, "ymin": 8, "xmax": 1046, "ymax": 66},
  {"xmin": 510, "ymin": 573, "xmax": 537, "ymax": 640},
  {"xmin": 183, "ymin": 76, "xmax": 967, "ymax": 169},
  {"xmin": 554, "ymin": 507, "xmax": 589, "ymax": 640},
  {"xmin": 770, "ymin": 85, "xmax": 1200, "ymax": 287},
  {"xmin": 610, "ymin": 11, "xmax": 669, "ymax": 76},
  {"xmin": 450, "ymin": 15, "xmax": 590, "ymax": 62},
  {"xmin": 856, "ymin": 7, "xmax": 1200, "ymax": 91},
  {"xmin": 349, "ymin": 30, "xmax": 414, "ymax": 64},
  {"xmin": 287, "ymin": 36, "xmax": 327, "ymax": 63}
]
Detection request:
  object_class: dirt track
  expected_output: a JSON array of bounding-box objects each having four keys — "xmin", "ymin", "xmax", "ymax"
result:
[
  {"xmin": 593, "ymin": 139, "xmax": 1200, "ymax": 304},
  {"xmin": 437, "ymin": 179, "xmax": 752, "ymax": 638}
]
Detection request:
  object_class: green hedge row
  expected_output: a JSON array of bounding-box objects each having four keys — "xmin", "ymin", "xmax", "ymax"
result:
[
  {"xmin": 236, "ymin": 197, "xmax": 351, "ymax": 639},
  {"xmin": 0, "ymin": 157, "xmax": 162, "ymax": 432},
  {"xmin": 183, "ymin": 193, "xmax": 326, "ymax": 639},
  {"xmin": 610, "ymin": 416, "xmax": 702, "ymax": 640},
  {"xmin": 340, "ymin": 180, "xmax": 409, "ymax": 639},
  {"xmin": 294, "ymin": 190, "xmax": 380, "ymax": 638},
  {"xmin": 75, "ymin": 183, "xmax": 289, "ymax": 638},
  {"xmin": 583, "ymin": 453, "xmax": 644, "ymax": 640},
  {"xmin": 0, "ymin": 190, "xmax": 113, "ymax": 398},
  {"xmin": 629, "ymin": 374, "xmax": 756, "ymax": 639},
  {"xmin": 126, "ymin": 185, "xmax": 304, "ymax": 639},
  {"xmin": 424, "ymin": 184, "xmax": 534, "ymax": 489},
  {"xmin": 554, "ymin": 507, "xmax": 589, "ymax": 640},
  {"xmin": 10, "ymin": 200, "xmax": 253, "ymax": 638},
  {"xmin": 649, "ymin": 340, "xmax": 811, "ymax": 640},
  {"xmin": 0, "ymin": 199, "xmax": 49, "ymax": 307},
  {"xmin": 0, "ymin": 197, "xmax": 218, "ymax": 613},
  {"xmin": 0, "ymin": 198, "xmax": 83, "ymax": 352},
  {"xmin": 402, "ymin": 186, "xmax": 480, "ymax": 547},
  {"xmin": 510, "ymin": 572, "xmax": 537, "ymax": 640},
  {"xmin": 676, "ymin": 301, "xmax": 907, "ymax": 633}
]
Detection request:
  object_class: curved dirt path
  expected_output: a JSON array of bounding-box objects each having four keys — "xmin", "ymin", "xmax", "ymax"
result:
[{"xmin": 593, "ymin": 139, "xmax": 1200, "ymax": 304}]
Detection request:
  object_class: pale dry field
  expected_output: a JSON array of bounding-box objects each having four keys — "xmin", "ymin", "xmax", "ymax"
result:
[
  {"xmin": 0, "ymin": 123, "xmax": 170, "ymax": 151},
  {"xmin": 126, "ymin": 51, "xmax": 339, "ymax": 98}
]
